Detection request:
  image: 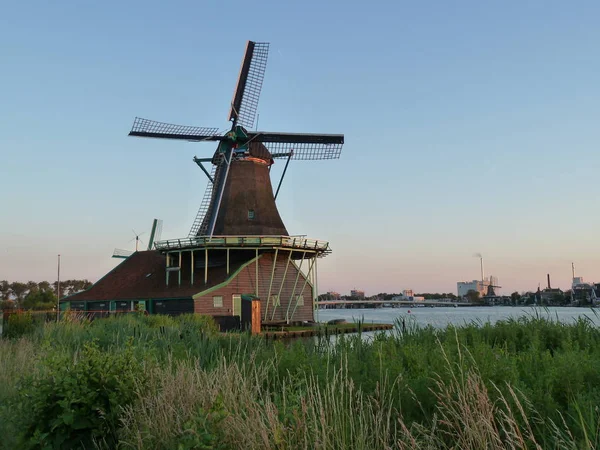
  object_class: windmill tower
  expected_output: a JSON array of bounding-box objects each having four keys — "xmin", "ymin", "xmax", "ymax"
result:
[{"xmin": 122, "ymin": 41, "xmax": 344, "ymax": 323}]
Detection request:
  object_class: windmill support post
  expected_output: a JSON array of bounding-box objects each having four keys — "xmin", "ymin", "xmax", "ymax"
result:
[
  {"xmin": 265, "ymin": 249, "xmax": 279, "ymax": 315},
  {"xmin": 314, "ymin": 257, "xmax": 319, "ymax": 322},
  {"xmin": 178, "ymin": 251, "xmax": 182, "ymax": 286},
  {"xmin": 283, "ymin": 251, "xmax": 306, "ymax": 322},
  {"xmin": 190, "ymin": 250, "xmax": 194, "ymax": 285},
  {"xmin": 310, "ymin": 258, "xmax": 316, "ymax": 321},
  {"xmin": 207, "ymin": 148, "xmax": 235, "ymax": 238},
  {"xmin": 288, "ymin": 256, "xmax": 316, "ymax": 322},
  {"xmin": 194, "ymin": 157, "xmax": 214, "ymax": 183},
  {"xmin": 204, "ymin": 249, "xmax": 208, "ymax": 284},
  {"xmin": 255, "ymin": 249, "xmax": 259, "ymax": 297},
  {"xmin": 279, "ymin": 251, "xmax": 293, "ymax": 322},
  {"xmin": 274, "ymin": 151, "xmax": 293, "ymax": 201}
]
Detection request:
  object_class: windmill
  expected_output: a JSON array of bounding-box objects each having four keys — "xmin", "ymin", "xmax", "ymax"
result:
[
  {"xmin": 129, "ymin": 41, "xmax": 344, "ymax": 238},
  {"xmin": 484, "ymin": 278, "xmax": 502, "ymax": 297},
  {"xmin": 62, "ymin": 41, "xmax": 343, "ymax": 325},
  {"xmin": 112, "ymin": 219, "xmax": 163, "ymax": 259}
]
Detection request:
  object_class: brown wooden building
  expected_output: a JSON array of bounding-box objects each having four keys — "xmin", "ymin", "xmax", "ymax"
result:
[{"xmin": 62, "ymin": 236, "xmax": 328, "ymax": 325}]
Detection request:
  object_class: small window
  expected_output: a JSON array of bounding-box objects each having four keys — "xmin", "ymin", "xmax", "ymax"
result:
[
  {"xmin": 213, "ymin": 296, "xmax": 223, "ymax": 308},
  {"xmin": 248, "ymin": 209, "xmax": 255, "ymax": 220},
  {"xmin": 296, "ymin": 295, "xmax": 304, "ymax": 306},
  {"xmin": 270, "ymin": 295, "xmax": 280, "ymax": 306}
]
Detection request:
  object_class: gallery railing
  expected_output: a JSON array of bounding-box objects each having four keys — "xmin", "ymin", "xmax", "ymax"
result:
[{"xmin": 154, "ymin": 235, "xmax": 331, "ymax": 253}]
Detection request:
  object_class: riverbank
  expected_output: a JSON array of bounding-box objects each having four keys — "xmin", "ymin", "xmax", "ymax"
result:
[
  {"xmin": 1, "ymin": 313, "xmax": 600, "ymax": 449},
  {"xmin": 318, "ymin": 305, "xmax": 600, "ymax": 328},
  {"xmin": 262, "ymin": 321, "xmax": 393, "ymax": 339}
]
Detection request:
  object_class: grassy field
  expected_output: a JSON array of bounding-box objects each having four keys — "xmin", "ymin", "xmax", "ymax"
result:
[{"xmin": 1, "ymin": 311, "xmax": 600, "ymax": 449}]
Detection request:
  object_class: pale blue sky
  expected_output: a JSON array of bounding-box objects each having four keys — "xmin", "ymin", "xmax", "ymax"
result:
[{"xmin": 1, "ymin": 0, "xmax": 599, "ymax": 295}]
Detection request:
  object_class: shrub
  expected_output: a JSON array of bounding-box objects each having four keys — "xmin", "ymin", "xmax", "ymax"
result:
[
  {"xmin": 3, "ymin": 312, "xmax": 35, "ymax": 339},
  {"xmin": 174, "ymin": 313, "xmax": 219, "ymax": 336},
  {"xmin": 15, "ymin": 340, "xmax": 148, "ymax": 449}
]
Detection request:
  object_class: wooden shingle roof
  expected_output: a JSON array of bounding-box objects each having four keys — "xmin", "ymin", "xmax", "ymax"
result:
[{"xmin": 64, "ymin": 251, "xmax": 239, "ymax": 302}]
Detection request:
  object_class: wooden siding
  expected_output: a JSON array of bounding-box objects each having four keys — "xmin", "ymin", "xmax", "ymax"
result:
[
  {"xmin": 194, "ymin": 252, "xmax": 315, "ymax": 322},
  {"xmin": 152, "ymin": 298, "xmax": 194, "ymax": 316}
]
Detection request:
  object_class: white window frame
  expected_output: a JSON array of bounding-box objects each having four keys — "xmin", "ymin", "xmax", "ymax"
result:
[{"xmin": 213, "ymin": 296, "xmax": 223, "ymax": 308}]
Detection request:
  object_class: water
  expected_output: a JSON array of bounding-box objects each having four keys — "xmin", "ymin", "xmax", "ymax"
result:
[{"xmin": 316, "ymin": 306, "xmax": 600, "ymax": 329}]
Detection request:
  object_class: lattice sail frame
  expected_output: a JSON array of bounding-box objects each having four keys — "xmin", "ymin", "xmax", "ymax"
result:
[
  {"xmin": 229, "ymin": 42, "xmax": 269, "ymax": 129},
  {"xmin": 263, "ymin": 142, "xmax": 343, "ymax": 160},
  {"xmin": 189, "ymin": 162, "xmax": 223, "ymax": 237},
  {"xmin": 131, "ymin": 117, "xmax": 220, "ymax": 140}
]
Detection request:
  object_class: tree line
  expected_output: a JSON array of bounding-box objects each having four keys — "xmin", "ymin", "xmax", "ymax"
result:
[{"xmin": 0, "ymin": 280, "xmax": 92, "ymax": 310}]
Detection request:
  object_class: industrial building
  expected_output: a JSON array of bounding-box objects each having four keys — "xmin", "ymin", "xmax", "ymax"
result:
[{"xmin": 457, "ymin": 276, "xmax": 499, "ymax": 298}]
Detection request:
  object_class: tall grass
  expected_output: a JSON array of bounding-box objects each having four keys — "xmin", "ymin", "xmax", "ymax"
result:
[
  {"xmin": 119, "ymin": 356, "xmax": 399, "ymax": 450},
  {"xmin": 0, "ymin": 337, "xmax": 39, "ymax": 449},
  {"xmin": 2, "ymin": 313, "xmax": 600, "ymax": 448}
]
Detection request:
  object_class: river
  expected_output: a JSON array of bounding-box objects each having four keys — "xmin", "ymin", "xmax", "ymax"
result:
[{"xmin": 316, "ymin": 306, "xmax": 600, "ymax": 329}]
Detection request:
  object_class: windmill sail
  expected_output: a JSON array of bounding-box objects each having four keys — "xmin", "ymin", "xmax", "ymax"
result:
[
  {"xmin": 129, "ymin": 118, "xmax": 221, "ymax": 141},
  {"xmin": 147, "ymin": 219, "xmax": 163, "ymax": 250},
  {"xmin": 189, "ymin": 163, "xmax": 220, "ymax": 236},
  {"xmin": 248, "ymin": 132, "xmax": 344, "ymax": 160},
  {"xmin": 228, "ymin": 41, "xmax": 269, "ymax": 129}
]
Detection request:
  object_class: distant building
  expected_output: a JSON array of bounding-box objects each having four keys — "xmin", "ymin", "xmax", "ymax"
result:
[
  {"xmin": 392, "ymin": 290, "xmax": 425, "ymax": 302},
  {"xmin": 572, "ymin": 283, "xmax": 600, "ymax": 306},
  {"xmin": 350, "ymin": 289, "xmax": 365, "ymax": 299},
  {"xmin": 457, "ymin": 280, "xmax": 486, "ymax": 298},
  {"xmin": 569, "ymin": 276, "xmax": 600, "ymax": 306},
  {"xmin": 540, "ymin": 288, "xmax": 563, "ymax": 304},
  {"xmin": 326, "ymin": 291, "xmax": 341, "ymax": 300},
  {"xmin": 458, "ymin": 277, "xmax": 499, "ymax": 298}
]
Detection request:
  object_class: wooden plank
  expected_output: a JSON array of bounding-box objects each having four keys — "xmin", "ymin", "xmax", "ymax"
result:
[{"xmin": 251, "ymin": 299, "xmax": 261, "ymax": 335}]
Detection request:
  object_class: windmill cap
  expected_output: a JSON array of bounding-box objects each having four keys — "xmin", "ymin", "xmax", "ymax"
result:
[{"xmin": 248, "ymin": 142, "xmax": 272, "ymax": 164}]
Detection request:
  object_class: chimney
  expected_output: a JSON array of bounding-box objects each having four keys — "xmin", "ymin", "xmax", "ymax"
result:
[{"xmin": 547, "ymin": 273, "xmax": 551, "ymax": 290}]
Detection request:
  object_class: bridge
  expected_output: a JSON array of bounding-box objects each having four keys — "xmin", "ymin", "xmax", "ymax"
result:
[{"xmin": 316, "ymin": 300, "xmax": 473, "ymax": 308}]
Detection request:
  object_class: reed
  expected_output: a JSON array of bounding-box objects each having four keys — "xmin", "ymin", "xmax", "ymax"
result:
[{"xmin": 2, "ymin": 313, "xmax": 600, "ymax": 448}]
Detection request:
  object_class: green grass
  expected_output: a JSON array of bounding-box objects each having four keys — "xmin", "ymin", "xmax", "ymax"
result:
[{"xmin": 2, "ymin": 312, "xmax": 600, "ymax": 448}]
